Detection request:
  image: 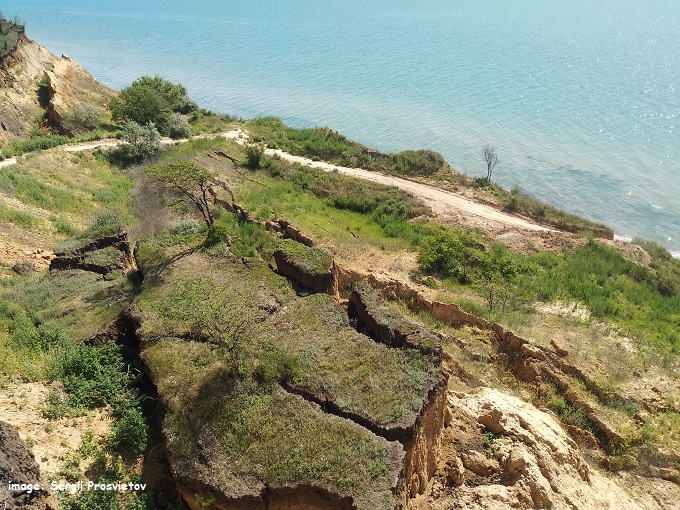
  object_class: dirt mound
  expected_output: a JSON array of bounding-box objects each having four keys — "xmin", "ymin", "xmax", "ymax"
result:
[{"xmin": 0, "ymin": 420, "xmax": 56, "ymax": 510}]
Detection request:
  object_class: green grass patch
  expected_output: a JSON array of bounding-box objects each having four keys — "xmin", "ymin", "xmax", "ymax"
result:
[
  {"xmin": 7, "ymin": 269, "xmax": 133, "ymax": 343},
  {"xmin": 144, "ymin": 338, "xmax": 401, "ymax": 508},
  {"xmin": 247, "ymin": 117, "xmax": 447, "ymax": 176},
  {"xmin": 275, "ymin": 238, "xmax": 332, "ymax": 274},
  {"xmin": 49, "ymin": 214, "xmax": 77, "ymax": 235},
  {"xmin": 0, "ymin": 203, "xmax": 39, "ymax": 229},
  {"xmin": 83, "ymin": 246, "xmax": 122, "ymax": 266},
  {"xmin": 524, "ymin": 240, "xmax": 680, "ymax": 353},
  {"xmin": 187, "ymin": 109, "xmax": 239, "ymax": 134},
  {"xmin": 0, "ymin": 168, "xmax": 86, "ymax": 214},
  {"xmin": 273, "ymin": 293, "xmax": 439, "ymax": 425},
  {"xmin": 0, "ymin": 134, "xmax": 71, "ymax": 159}
]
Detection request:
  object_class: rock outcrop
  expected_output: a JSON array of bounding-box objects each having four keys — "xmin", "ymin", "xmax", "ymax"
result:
[
  {"xmin": 0, "ymin": 421, "xmax": 57, "ymax": 510},
  {"xmin": 408, "ymin": 388, "xmax": 645, "ymax": 510},
  {"xmin": 273, "ymin": 239, "xmax": 336, "ymax": 296},
  {"xmin": 0, "ymin": 33, "xmax": 114, "ymax": 142},
  {"xmin": 49, "ymin": 231, "xmax": 135, "ymax": 275}
]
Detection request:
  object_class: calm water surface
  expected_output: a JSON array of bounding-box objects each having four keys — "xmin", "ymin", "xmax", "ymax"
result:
[{"xmin": 3, "ymin": 0, "xmax": 679, "ymax": 254}]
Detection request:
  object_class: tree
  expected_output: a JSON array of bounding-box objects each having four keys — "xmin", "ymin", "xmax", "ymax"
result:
[
  {"xmin": 145, "ymin": 162, "xmax": 216, "ymax": 228},
  {"xmin": 109, "ymin": 76, "xmax": 197, "ymax": 135},
  {"xmin": 109, "ymin": 121, "xmax": 161, "ymax": 165},
  {"xmin": 482, "ymin": 144, "xmax": 500, "ymax": 181},
  {"xmin": 66, "ymin": 102, "xmax": 103, "ymax": 132}
]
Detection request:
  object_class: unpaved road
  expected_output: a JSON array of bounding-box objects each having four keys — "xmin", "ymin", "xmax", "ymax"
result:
[
  {"xmin": 0, "ymin": 129, "xmax": 552, "ymax": 233},
  {"xmin": 264, "ymin": 148, "xmax": 555, "ymax": 233}
]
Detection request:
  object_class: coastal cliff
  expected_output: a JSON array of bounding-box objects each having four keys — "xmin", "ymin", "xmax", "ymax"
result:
[
  {"xmin": 0, "ymin": 33, "xmax": 113, "ymax": 142},
  {"xmin": 0, "ymin": 39, "xmax": 679, "ymax": 510}
]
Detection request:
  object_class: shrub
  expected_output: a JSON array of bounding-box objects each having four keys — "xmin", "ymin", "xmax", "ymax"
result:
[
  {"xmin": 109, "ymin": 121, "xmax": 161, "ymax": 166},
  {"xmin": 167, "ymin": 113, "xmax": 191, "ymax": 139},
  {"xmin": 109, "ymin": 76, "xmax": 197, "ymax": 135},
  {"xmin": 50, "ymin": 341, "xmax": 127, "ymax": 409},
  {"xmin": 418, "ymin": 228, "xmax": 485, "ymax": 283},
  {"xmin": 108, "ymin": 397, "xmax": 148, "ymax": 457},
  {"xmin": 245, "ymin": 143, "xmax": 265, "ymax": 169},
  {"xmin": 66, "ymin": 102, "xmax": 103, "ymax": 132},
  {"xmin": 82, "ymin": 210, "xmax": 123, "ymax": 238},
  {"xmin": 388, "ymin": 149, "xmax": 447, "ymax": 176}
]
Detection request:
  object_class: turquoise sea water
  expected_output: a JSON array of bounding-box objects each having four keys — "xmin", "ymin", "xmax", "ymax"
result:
[{"xmin": 2, "ymin": 0, "xmax": 679, "ymax": 255}]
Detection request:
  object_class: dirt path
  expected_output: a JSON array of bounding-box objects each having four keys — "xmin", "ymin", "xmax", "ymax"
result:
[
  {"xmin": 264, "ymin": 148, "xmax": 555, "ymax": 233},
  {"xmin": 1, "ymin": 129, "xmax": 552, "ymax": 234}
]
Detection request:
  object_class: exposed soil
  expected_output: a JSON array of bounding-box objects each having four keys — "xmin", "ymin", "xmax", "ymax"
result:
[{"xmin": 0, "ymin": 382, "xmax": 112, "ymax": 477}]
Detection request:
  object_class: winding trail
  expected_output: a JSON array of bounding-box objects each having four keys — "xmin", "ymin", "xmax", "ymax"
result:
[
  {"xmin": 262, "ymin": 146, "xmax": 554, "ymax": 233},
  {"xmin": 0, "ymin": 129, "xmax": 553, "ymax": 233}
]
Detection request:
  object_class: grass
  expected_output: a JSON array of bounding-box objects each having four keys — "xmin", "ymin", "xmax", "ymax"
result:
[
  {"xmin": 272, "ymin": 293, "xmax": 439, "ymax": 425},
  {"xmin": 145, "ymin": 338, "xmax": 401, "ymax": 509},
  {"xmin": 82, "ymin": 246, "xmax": 122, "ymax": 266},
  {"xmin": 134, "ymin": 238, "xmax": 437, "ymax": 505},
  {"xmin": 244, "ymin": 116, "xmax": 609, "ymax": 235},
  {"xmin": 275, "ymin": 238, "xmax": 332, "ymax": 274},
  {"xmin": 6, "ymin": 269, "xmax": 133, "ymax": 343},
  {"xmin": 247, "ymin": 117, "xmax": 447, "ymax": 177},
  {"xmin": 187, "ymin": 109, "xmax": 239, "ymax": 134},
  {"xmin": 224, "ymin": 149, "xmax": 680, "ymax": 356},
  {"xmin": 0, "ymin": 151, "xmax": 133, "ymax": 222},
  {"xmin": 0, "ymin": 168, "xmax": 86, "ymax": 214},
  {"xmin": 0, "ymin": 270, "xmax": 146, "ymax": 462},
  {"xmin": 0, "ymin": 203, "xmax": 39, "ymax": 229}
]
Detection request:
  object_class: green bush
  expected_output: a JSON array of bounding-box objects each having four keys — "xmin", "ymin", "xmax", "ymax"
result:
[
  {"xmin": 81, "ymin": 210, "xmax": 123, "ymax": 238},
  {"xmin": 108, "ymin": 397, "xmax": 148, "ymax": 457},
  {"xmin": 245, "ymin": 143, "xmax": 265, "ymax": 169},
  {"xmin": 65, "ymin": 102, "xmax": 103, "ymax": 133},
  {"xmin": 50, "ymin": 341, "xmax": 127, "ymax": 409},
  {"xmin": 109, "ymin": 76, "xmax": 197, "ymax": 135},
  {"xmin": 109, "ymin": 121, "xmax": 161, "ymax": 166},
  {"xmin": 418, "ymin": 228, "xmax": 486, "ymax": 283},
  {"xmin": 167, "ymin": 113, "xmax": 191, "ymax": 139},
  {"xmin": 388, "ymin": 149, "xmax": 447, "ymax": 176}
]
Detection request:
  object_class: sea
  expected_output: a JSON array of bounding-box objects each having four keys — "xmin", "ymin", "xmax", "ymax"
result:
[{"xmin": 2, "ymin": 0, "xmax": 679, "ymax": 256}]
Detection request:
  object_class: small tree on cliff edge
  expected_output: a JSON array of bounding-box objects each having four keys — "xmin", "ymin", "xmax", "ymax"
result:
[
  {"xmin": 145, "ymin": 162, "xmax": 216, "ymax": 228},
  {"xmin": 482, "ymin": 144, "xmax": 500, "ymax": 181}
]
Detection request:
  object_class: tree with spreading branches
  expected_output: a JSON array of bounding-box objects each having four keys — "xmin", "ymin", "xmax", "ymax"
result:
[
  {"xmin": 482, "ymin": 144, "xmax": 500, "ymax": 181},
  {"xmin": 145, "ymin": 162, "xmax": 216, "ymax": 228}
]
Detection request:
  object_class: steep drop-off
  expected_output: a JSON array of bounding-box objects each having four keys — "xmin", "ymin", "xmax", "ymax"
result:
[{"xmin": 0, "ymin": 33, "xmax": 113, "ymax": 142}]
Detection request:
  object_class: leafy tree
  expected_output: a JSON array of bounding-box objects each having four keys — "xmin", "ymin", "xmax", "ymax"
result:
[
  {"xmin": 132, "ymin": 76, "xmax": 197, "ymax": 113},
  {"xmin": 66, "ymin": 102, "xmax": 103, "ymax": 132},
  {"xmin": 109, "ymin": 76, "xmax": 197, "ymax": 135},
  {"xmin": 145, "ymin": 162, "xmax": 216, "ymax": 228}
]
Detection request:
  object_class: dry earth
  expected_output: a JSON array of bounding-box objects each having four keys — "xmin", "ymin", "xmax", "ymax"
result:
[
  {"xmin": 407, "ymin": 388, "xmax": 680, "ymax": 510},
  {"xmin": 0, "ymin": 382, "xmax": 112, "ymax": 478}
]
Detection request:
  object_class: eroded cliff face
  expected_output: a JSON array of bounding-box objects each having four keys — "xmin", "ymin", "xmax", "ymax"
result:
[
  {"xmin": 0, "ymin": 33, "xmax": 55, "ymax": 142},
  {"xmin": 0, "ymin": 33, "xmax": 113, "ymax": 142},
  {"xmin": 408, "ymin": 389, "xmax": 651, "ymax": 510}
]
